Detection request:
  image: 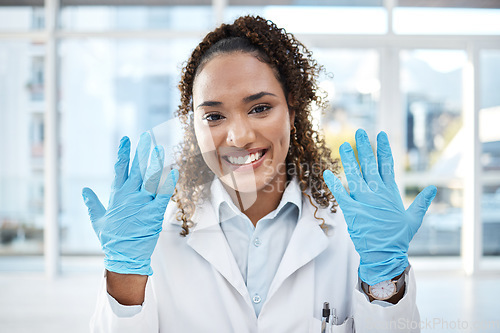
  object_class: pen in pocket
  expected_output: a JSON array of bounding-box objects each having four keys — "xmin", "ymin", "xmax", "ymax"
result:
[{"xmin": 321, "ymin": 302, "xmax": 330, "ymax": 333}]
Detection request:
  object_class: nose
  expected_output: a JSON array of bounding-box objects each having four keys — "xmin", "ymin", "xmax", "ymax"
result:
[{"xmin": 226, "ymin": 115, "xmax": 256, "ymax": 147}]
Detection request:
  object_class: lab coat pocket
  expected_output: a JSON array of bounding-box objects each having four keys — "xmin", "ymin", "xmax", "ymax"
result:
[
  {"xmin": 330, "ymin": 317, "xmax": 354, "ymax": 332},
  {"xmin": 308, "ymin": 317, "xmax": 354, "ymax": 333},
  {"xmin": 309, "ymin": 317, "xmax": 322, "ymax": 333}
]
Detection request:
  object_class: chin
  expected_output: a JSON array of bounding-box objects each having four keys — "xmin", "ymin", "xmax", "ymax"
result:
[
  {"xmin": 218, "ymin": 173, "xmax": 260, "ymax": 210},
  {"xmin": 221, "ymin": 170, "xmax": 283, "ymax": 193},
  {"xmin": 219, "ymin": 172, "xmax": 259, "ymax": 193}
]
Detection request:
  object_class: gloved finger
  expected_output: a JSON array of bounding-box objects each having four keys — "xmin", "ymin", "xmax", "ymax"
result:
[
  {"xmin": 355, "ymin": 129, "xmax": 383, "ymax": 190},
  {"xmin": 323, "ymin": 170, "xmax": 353, "ymax": 208},
  {"xmin": 127, "ymin": 132, "xmax": 152, "ymax": 190},
  {"xmin": 406, "ymin": 185, "xmax": 437, "ymax": 231},
  {"xmin": 376, "ymin": 131, "xmax": 397, "ymax": 190},
  {"xmin": 143, "ymin": 146, "xmax": 165, "ymax": 194},
  {"xmin": 82, "ymin": 187, "xmax": 106, "ymax": 223},
  {"xmin": 155, "ymin": 169, "xmax": 179, "ymax": 208},
  {"xmin": 111, "ymin": 136, "xmax": 131, "ymax": 190},
  {"xmin": 339, "ymin": 142, "xmax": 368, "ymax": 198}
]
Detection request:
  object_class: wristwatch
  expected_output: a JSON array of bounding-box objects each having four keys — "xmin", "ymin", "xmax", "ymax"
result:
[{"xmin": 361, "ymin": 270, "xmax": 406, "ymax": 301}]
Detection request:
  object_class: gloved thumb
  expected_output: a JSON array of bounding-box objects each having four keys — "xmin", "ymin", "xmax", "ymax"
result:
[
  {"xmin": 406, "ymin": 185, "xmax": 437, "ymax": 223},
  {"xmin": 82, "ymin": 187, "xmax": 106, "ymax": 223},
  {"xmin": 323, "ymin": 170, "xmax": 352, "ymax": 207}
]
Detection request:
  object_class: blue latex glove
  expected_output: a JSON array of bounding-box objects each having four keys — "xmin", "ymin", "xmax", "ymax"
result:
[
  {"xmin": 323, "ymin": 129, "xmax": 436, "ymax": 285},
  {"xmin": 82, "ymin": 132, "xmax": 178, "ymax": 276}
]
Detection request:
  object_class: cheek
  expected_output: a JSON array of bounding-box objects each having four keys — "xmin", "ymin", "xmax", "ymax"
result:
[
  {"xmin": 281, "ymin": 122, "xmax": 291, "ymax": 146},
  {"xmin": 194, "ymin": 119, "xmax": 217, "ymax": 153},
  {"xmin": 274, "ymin": 116, "xmax": 291, "ymax": 154},
  {"xmin": 194, "ymin": 121, "xmax": 224, "ymax": 173},
  {"xmin": 259, "ymin": 115, "xmax": 291, "ymax": 165}
]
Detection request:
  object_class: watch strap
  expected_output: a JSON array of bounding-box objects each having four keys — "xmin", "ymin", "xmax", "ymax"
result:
[{"xmin": 394, "ymin": 266, "xmax": 407, "ymax": 292}]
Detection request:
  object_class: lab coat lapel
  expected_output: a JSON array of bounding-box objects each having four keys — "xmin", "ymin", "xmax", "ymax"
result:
[
  {"xmin": 186, "ymin": 202, "xmax": 252, "ymax": 308},
  {"xmin": 266, "ymin": 201, "xmax": 330, "ymax": 300}
]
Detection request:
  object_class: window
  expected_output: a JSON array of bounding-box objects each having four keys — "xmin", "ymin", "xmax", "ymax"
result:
[
  {"xmin": 0, "ymin": 41, "xmax": 45, "ymax": 254},
  {"xmin": 0, "ymin": 6, "xmax": 44, "ymax": 30},
  {"xmin": 58, "ymin": 38, "xmax": 194, "ymax": 253},
  {"xmin": 59, "ymin": 5, "xmax": 213, "ymax": 31},
  {"xmin": 480, "ymin": 50, "xmax": 500, "ymax": 256},
  {"xmin": 401, "ymin": 49, "xmax": 466, "ymax": 256},
  {"xmin": 1, "ymin": 2, "xmax": 499, "ymax": 268},
  {"xmin": 312, "ymin": 49, "xmax": 380, "ymax": 156}
]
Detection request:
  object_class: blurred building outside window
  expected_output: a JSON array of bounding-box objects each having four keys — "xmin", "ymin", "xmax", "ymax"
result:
[
  {"xmin": 0, "ymin": 41, "xmax": 45, "ymax": 254},
  {"xmin": 401, "ymin": 49, "xmax": 466, "ymax": 256}
]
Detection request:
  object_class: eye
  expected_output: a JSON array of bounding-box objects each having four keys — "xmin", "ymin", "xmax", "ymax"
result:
[
  {"xmin": 250, "ymin": 104, "xmax": 271, "ymax": 115},
  {"xmin": 202, "ymin": 112, "xmax": 224, "ymax": 123}
]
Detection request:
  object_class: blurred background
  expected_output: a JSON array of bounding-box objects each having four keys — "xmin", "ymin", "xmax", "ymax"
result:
[{"xmin": 0, "ymin": 0, "xmax": 499, "ymax": 332}]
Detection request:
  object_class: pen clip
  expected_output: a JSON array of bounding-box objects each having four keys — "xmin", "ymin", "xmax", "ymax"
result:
[{"xmin": 331, "ymin": 307, "xmax": 338, "ymax": 325}]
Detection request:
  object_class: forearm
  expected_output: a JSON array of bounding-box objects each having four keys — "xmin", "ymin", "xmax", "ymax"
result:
[{"xmin": 106, "ymin": 270, "xmax": 148, "ymax": 305}]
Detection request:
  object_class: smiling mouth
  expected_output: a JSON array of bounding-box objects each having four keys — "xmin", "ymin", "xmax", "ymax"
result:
[{"xmin": 223, "ymin": 149, "xmax": 267, "ymax": 166}]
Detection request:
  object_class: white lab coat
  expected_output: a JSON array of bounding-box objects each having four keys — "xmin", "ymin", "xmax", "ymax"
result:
[{"xmin": 90, "ymin": 189, "xmax": 420, "ymax": 333}]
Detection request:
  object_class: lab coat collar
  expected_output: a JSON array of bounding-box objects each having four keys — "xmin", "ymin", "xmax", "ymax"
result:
[
  {"xmin": 209, "ymin": 176, "xmax": 304, "ymax": 225},
  {"xmin": 265, "ymin": 195, "xmax": 332, "ymax": 301},
  {"xmin": 186, "ymin": 201, "xmax": 253, "ymax": 310}
]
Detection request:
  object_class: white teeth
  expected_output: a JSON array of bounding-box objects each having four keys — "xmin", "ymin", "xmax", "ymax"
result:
[{"xmin": 227, "ymin": 151, "xmax": 263, "ymax": 165}]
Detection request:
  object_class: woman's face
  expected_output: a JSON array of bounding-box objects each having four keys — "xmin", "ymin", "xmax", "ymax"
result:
[{"xmin": 193, "ymin": 52, "xmax": 294, "ymax": 195}]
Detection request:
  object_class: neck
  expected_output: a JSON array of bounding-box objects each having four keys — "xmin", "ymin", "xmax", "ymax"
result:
[{"xmin": 223, "ymin": 176, "xmax": 288, "ymax": 227}]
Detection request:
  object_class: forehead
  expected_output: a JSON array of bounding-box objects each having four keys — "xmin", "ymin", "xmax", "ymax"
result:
[{"xmin": 193, "ymin": 53, "xmax": 284, "ymax": 102}]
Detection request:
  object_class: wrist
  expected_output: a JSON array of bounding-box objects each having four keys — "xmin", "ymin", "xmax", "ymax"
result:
[
  {"xmin": 361, "ymin": 266, "xmax": 409, "ymax": 303},
  {"xmin": 358, "ymin": 255, "xmax": 408, "ymax": 286},
  {"xmin": 106, "ymin": 270, "xmax": 148, "ymax": 306},
  {"xmin": 104, "ymin": 258, "xmax": 153, "ymax": 276}
]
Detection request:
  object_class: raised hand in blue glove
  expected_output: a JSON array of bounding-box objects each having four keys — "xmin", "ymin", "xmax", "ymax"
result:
[
  {"xmin": 82, "ymin": 132, "xmax": 178, "ymax": 276},
  {"xmin": 323, "ymin": 129, "xmax": 436, "ymax": 286}
]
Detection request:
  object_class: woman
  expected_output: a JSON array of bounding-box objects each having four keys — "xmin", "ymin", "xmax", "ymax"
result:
[{"xmin": 83, "ymin": 16, "xmax": 436, "ymax": 332}]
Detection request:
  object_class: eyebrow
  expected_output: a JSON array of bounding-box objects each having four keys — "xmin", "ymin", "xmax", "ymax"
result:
[
  {"xmin": 242, "ymin": 91, "xmax": 277, "ymax": 103},
  {"xmin": 196, "ymin": 91, "xmax": 277, "ymax": 109},
  {"xmin": 196, "ymin": 101, "xmax": 222, "ymax": 108}
]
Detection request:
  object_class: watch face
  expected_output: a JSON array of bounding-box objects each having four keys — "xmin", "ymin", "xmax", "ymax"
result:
[{"xmin": 370, "ymin": 280, "xmax": 396, "ymax": 300}]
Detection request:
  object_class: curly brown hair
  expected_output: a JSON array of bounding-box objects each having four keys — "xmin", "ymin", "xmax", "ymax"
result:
[{"xmin": 173, "ymin": 15, "xmax": 340, "ymax": 236}]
